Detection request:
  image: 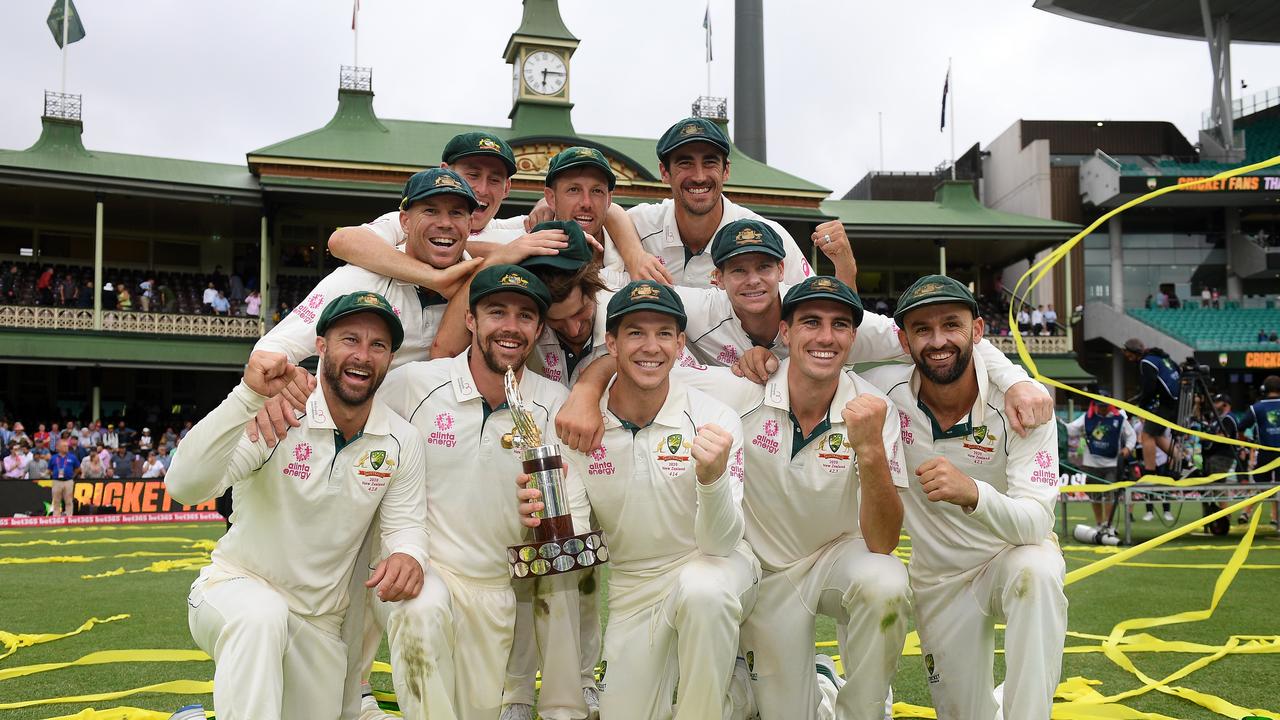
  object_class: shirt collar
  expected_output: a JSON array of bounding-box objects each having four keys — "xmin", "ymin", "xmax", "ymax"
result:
[
  {"xmin": 304, "ymin": 383, "xmax": 392, "ymax": 436},
  {"xmin": 766, "ymin": 358, "xmax": 859, "ymax": 426},
  {"xmin": 601, "ymin": 373, "xmax": 691, "ymax": 431},
  {"xmin": 908, "ymin": 347, "xmax": 992, "ymax": 433},
  {"xmin": 449, "ymin": 350, "xmax": 483, "ymax": 403}
]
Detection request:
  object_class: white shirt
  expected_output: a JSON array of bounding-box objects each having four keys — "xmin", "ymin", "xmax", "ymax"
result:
[
  {"xmin": 526, "ymin": 323, "xmax": 605, "ymax": 388},
  {"xmin": 202, "ymin": 287, "xmax": 218, "ymax": 305},
  {"xmin": 254, "ymin": 264, "xmax": 444, "ymax": 367},
  {"xmin": 166, "ymin": 382, "xmax": 429, "ymax": 632},
  {"xmin": 1017, "ymin": 310, "xmax": 1030, "ymax": 325},
  {"xmin": 1031, "ymin": 309, "xmax": 1044, "ymax": 326},
  {"xmin": 608, "ymin": 197, "xmax": 813, "ymax": 289},
  {"xmin": 677, "ymin": 362, "xmax": 909, "ymax": 575},
  {"xmin": 378, "ymin": 351, "xmax": 569, "ymax": 584},
  {"xmin": 561, "ymin": 375, "xmax": 745, "ymax": 617},
  {"xmin": 1066, "ymin": 409, "xmax": 1136, "ymax": 469},
  {"xmin": 141, "ymin": 460, "xmax": 165, "ymax": 478},
  {"xmin": 864, "ymin": 353, "xmax": 1060, "ymax": 586}
]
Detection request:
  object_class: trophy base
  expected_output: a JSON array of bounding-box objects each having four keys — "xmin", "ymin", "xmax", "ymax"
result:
[{"xmin": 508, "ymin": 529, "xmax": 608, "ymax": 579}]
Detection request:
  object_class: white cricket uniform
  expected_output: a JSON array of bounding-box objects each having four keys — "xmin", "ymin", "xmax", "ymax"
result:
[
  {"xmin": 167, "ymin": 382, "xmax": 428, "ymax": 720},
  {"xmin": 504, "ymin": 317, "xmax": 608, "ymax": 712},
  {"xmin": 370, "ymin": 352, "xmax": 585, "ymax": 720},
  {"xmin": 678, "ymin": 362, "xmax": 911, "ymax": 720},
  {"xmin": 364, "ymin": 210, "xmax": 526, "ymax": 248},
  {"xmin": 254, "ymin": 264, "xmax": 445, "ymax": 367},
  {"xmin": 607, "ymin": 197, "xmax": 813, "ymax": 289},
  {"xmin": 559, "ymin": 375, "xmax": 760, "ymax": 720},
  {"xmin": 865, "ymin": 353, "xmax": 1066, "ymax": 720}
]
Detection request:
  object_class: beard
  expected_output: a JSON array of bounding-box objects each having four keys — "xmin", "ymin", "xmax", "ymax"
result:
[
  {"xmin": 912, "ymin": 341, "xmax": 974, "ymax": 385},
  {"xmin": 478, "ymin": 332, "xmax": 532, "ymax": 375},
  {"xmin": 322, "ymin": 358, "xmax": 384, "ymax": 408}
]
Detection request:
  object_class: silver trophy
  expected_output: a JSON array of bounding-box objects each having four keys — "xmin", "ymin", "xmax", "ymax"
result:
[{"xmin": 504, "ymin": 367, "xmax": 608, "ymax": 579}]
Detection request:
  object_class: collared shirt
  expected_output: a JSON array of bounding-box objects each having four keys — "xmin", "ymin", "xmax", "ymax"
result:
[
  {"xmin": 677, "ymin": 362, "xmax": 909, "ymax": 575},
  {"xmin": 865, "ymin": 352, "xmax": 1060, "ymax": 586},
  {"xmin": 49, "ymin": 453, "xmax": 79, "ymax": 480},
  {"xmin": 254, "ymin": 263, "xmax": 442, "ymax": 367},
  {"xmin": 363, "ymin": 210, "xmax": 525, "ymax": 248},
  {"xmin": 561, "ymin": 375, "xmax": 745, "ymax": 617},
  {"xmin": 608, "ymin": 196, "xmax": 813, "ymax": 289},
  {"xmin": 378, "ymin": 351, "xmax": 569, "ymax": 584},
  {"xmin": 166, "ymin": 382, "xmax": 428, "ymax": 632}
]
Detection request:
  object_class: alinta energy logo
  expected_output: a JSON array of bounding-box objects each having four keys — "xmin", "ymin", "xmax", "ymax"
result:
[
  {"xmin": 430, "ymin": 413, "xmax": 457, "ymax": 448},
  {"xmin": 588, "ymin": 444, "xmax": 615, "ymax": 476}
]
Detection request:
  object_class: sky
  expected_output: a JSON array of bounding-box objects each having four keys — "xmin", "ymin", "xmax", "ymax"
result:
[{"xmin": 2, "ymin": 0, "xmax": 1278, "ymax": 196}]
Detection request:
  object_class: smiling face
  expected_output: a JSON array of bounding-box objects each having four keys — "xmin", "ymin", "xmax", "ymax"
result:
[
  {"xmin": 781, "ymin": 300, "xmax": 856, "ymax": 384},
  {"xmin": 546, "ymin": 166, "xmax": 612, "ymax": 240},
  {"xmin": 466, "ymin": 292, "xmax": 544, "ymax": 376},
  {"xmin": 659, "ymin": 141, "xmax": 729, "ymax": 217},
  {"xmin": 713, "ymin": 253, "xmax": 783, "ymax": 317},
  {"xmin": 316, "ymin": 312, "xmax": 394, "ymax": 408},
  {"xmin": 898, "ymin": 303, "xmax": 984, "ymax": 386},
  {"xmin": 400, "ymin": 194, "xmax": 472, "ymax": 269},
  {"xmin": 448, "ymin": 155, "xmax": 511, "ymax": 233},
  {"xmin": 606, "ymin": 311, "xmax": 686, "ymax": 393}
]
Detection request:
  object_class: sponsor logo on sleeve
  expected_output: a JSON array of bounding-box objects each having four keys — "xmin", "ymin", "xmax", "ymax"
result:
[
  {"xmin": 1030, "ymin": 449, "xmax": 1058, "ymax": 486},
  {"xmin": 730, "ymin": 447, "xmax": 744, "ymax": 482},
  {"xmin": 925, "ymin": 653, "xmax": 940, "ymax": 684},
  {"xmin": 899, "ymin": 411, "xmax": 914, "ymax": 445},
  {"xmin": 295, "ymin": 292, "xmax": 324, "ymax": 324},
  {"xmin": 716, "ymin": 345, "xmax": 740, "ymax": 365}
]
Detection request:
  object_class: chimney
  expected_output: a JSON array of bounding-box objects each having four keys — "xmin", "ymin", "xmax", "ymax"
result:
[{"xmin": 734, "ymin": 0, "xmax": 766, "ymax": 161}]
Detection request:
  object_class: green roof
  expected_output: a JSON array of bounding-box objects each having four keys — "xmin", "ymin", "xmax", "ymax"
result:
[
  {"xmin": 0, "ymin": 117, "xmax": 258, "ymax": 196},
  {"xmin": 250, "ymin": 90, "xmax": 828, "ymax": 195},
  {"xmin": 822, "ymin": 181, "xmax": 1078, "ymax": 236}
]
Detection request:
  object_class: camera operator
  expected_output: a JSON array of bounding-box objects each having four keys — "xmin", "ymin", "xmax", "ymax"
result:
[
  {"xmin": 1065, "ymin": 396, "xmax": 1135, "ymax": 543},
  {"xmin": 1121, "ymin": 339, "xmax": 1180, "ymax": 478}
]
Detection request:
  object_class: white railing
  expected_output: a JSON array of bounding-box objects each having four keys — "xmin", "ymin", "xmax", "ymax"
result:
[
  {"xmin": 987, "ymin": 335, "xmax": 1072, "ymax": 355},
  {"xmin": 1202, "ymin": 86, "xmax": 1280, "ymax": 129},
  {"xmin": 0, "ymin": 305, "xmax": 261, "ymax": 339}
]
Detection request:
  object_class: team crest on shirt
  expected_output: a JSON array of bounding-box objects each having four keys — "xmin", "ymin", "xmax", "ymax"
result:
[
  {"xmin": 745, "ymin": 651, "xmax": 758, "ymax": 681},
  {"xmin": 817, "ymin": 432, "xmax": 852, "ymax": 474},
  {"xmin": 354, "ymin": 449, "xmax": 395, "ymax": 492},
  {"xmin": 962, "ymin": 425, "xmax": 997, "ymax": 464},
  {"xmin": 656, "ymin": 433, "xmax": 692, "ymax": 478}
]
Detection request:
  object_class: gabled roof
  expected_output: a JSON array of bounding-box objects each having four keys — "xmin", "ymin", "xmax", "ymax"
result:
[
  {"xmin": 0, "ymin": 117, "xmax": 258, "ymax": 198},
  {"xmin": 822, "ymin": 181, "xmax": 1079, "ymax": 236}
]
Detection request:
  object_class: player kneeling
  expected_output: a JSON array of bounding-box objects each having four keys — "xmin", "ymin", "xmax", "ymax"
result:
[{"xmin": 167, "ymin": 293, "xmax": 429, "ymax": 720}]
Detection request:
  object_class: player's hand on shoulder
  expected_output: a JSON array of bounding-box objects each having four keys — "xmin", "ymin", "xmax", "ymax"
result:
[
  {"xmin": 1005, "ymin": 381, "xmax": 1054, "ymax": 438},
  {"xmin": 915, "ymin": 456, "xmax": 979, "ymax": 508},
  {"xmin": 424, "ymin": 257, "xmax": 484, "ymax": 299},
  {"xmin": 626, "ymin": 252, "xmax": 674, "ymax": 286},
  {"xmin": 366, "ymin": 552, "xmax": 424, "ymax": 602},
  {"xmin": 516, "ymin": 472, "xmax": 544, "ymax": 528},
  {"xmin": 842, "ymin": 393, "xmax": 888, "ymax": 452},
  {"xmin": 556, "ymin": 393, "xmax": 606, "ymax": 454},
  {"xmin": 523, "ymin": 199, "xmax": 555, "ymax": 232},
  {"xmin": 731, "ymin": 346, "xmax": 779, "ymax": 385},
  {"xmin": 691, "ymin": 423, "xmax": 733, "ymax": 485}
]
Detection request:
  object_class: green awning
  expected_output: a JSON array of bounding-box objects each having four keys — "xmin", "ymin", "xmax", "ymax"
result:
[{"xmin": 1011, "ymin": 356, "xmax": 1096, "ymax": 385}]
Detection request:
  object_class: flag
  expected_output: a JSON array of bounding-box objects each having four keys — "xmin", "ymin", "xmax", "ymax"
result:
[
  {"xmin": 47, "ymin": 0, "xmax": 86, "ymax": 49},
  {"xmin": 940, "ymin": 64, "xmax": 950, "ymax": 131},
  {"xmin": 703, "ymin": 1, "xmax": 713, "ymax": 62},
  {"xmin": 352, "ymin": 0, "xmax": 360, "ymax": 30}
]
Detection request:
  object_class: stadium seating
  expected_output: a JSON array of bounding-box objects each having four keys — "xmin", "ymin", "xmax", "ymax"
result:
[
  {"xmin": 1243, "ymin": 117, "xmax": 1280, "ymax": 166},
  {"xmin": 1129, "ymin": 306, "xmax": 1280, "ymax": 350}
]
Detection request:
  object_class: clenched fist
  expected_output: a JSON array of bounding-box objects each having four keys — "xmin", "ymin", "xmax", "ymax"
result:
[
  {"xmin": 841, "ymin": 394, "xmax": 888, "ymax": 454},
  {"xmin": 915, "ymin": 456, "xmax": 979, "ymax": 508},
  {"xmin": 244, "ymin": 351, "xmax": 299, "ymax": 399},
  {"xmin": 691, "ymin": 423, "xmax": 733, "ymax": 485}
]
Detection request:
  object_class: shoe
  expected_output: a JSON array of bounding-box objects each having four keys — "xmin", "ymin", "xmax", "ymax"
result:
[
  {"xmin": 583, "ymin": 685, "xmax": 601, "ymax": 720},
  {"xmin": 168, "ymin": 706, "xmax": 205, "ymax": 720},
  {"xmin": 815, "ymin": 654, "xmax": 845, "ymax": 689},
  {"xmin": 884, "ymin": 686, "xmax": 894, "ymax": 720},
  {"xmin": 1238, "ymin": 512, "xmax": 1251, "ymax": 524},
  {"xmin": 359, "ymin": 693, "xmax": 396, "ymax": 720},
  {"xmin": 499, "ymin": 703, "xmax": 534, "ymax": 720},
  {"xmin": 1164, "ymin": 511, "xmax": 1175, "ymax": 522},
  {"xmin": 1142, "ymin": 511, "xmax": 1154, "ymax": 521}
]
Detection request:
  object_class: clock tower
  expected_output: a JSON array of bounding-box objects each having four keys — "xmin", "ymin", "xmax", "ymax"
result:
[{"xmin": 504, "ymin": 0, "xmax": 578, "ymax": 136}]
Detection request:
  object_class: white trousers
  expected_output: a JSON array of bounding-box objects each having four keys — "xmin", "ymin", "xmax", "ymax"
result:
[
  {"xmin": 502, "ymin": 567, "xmax": 599, "ymax": 719},
  {"xmin": 912, "ymin": 540, "xmax": 1067, "ymax": 720},
  {"xmin": 187, "ymin": 566, "xmax": 346, "ymax": 720},
  {"xmin": 598, "ymin": 545, "xmax": 760, "ymax": 720},
  {"xmin": 741, "ymin": 538, "xmax": 910, "ymax": 720}
]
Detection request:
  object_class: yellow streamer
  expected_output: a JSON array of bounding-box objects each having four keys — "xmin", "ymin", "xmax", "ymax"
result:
[
  {"xmin": 0, "ymin": 555, "xmax": 101, "ymax": 564},
  {"xmin": 0, "ymin": 615, "xmax": 128, "ymax": 661},
  {"xmin": 38, "ymin": 707, "xmax": 203, "ymax": 720},
  {"xmin": 0, "ymin": 536, "xmax": 201, "ymax": 548},
  {"xmin": 0, "ymin": 648, "xmax": 208, "ymax": 682},
  {"xmin": 0, "ymin": 679, "xmax": 212, "ymax": 710}
]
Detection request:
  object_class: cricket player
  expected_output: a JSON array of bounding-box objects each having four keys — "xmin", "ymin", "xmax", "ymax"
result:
[
  {"xmin": 670, "ymin": 276, "xmax": 910, "ymax": 720},
  {"xmin": 167, "ymin": 292, "xmax": 429, "ymax": 720},
  {"xmin": 371, "ymin": 265, "xmax": 586, "ymax": 720},
  {"xmin": 864, "ymin": 275, "xmax": 1066, "ymax": 720},
  {"xmin": 520, "ymin": 280, "xmax": 759, "ymax": 720},
  {"xmin": 601, "ymin": 117, "xmax": 814, "ymax": 289}
]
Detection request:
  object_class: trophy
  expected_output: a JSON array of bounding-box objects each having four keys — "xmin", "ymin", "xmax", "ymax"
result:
[{"xmin": 504, "ymin": 367, "xmax": 608, "ymax": 579}]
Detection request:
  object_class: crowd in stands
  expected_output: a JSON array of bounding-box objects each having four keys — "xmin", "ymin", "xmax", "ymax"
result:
[
  {"xmin": 1, "ymin": 417, "xmax": 191, "ymax": 481},
  {"xmin": 0, "ymin": 260, "xmax": 306, "ymax": 318},
  {"xmin": 848, "ymin": 292, "xmax": 1058, "ymax": 337}
]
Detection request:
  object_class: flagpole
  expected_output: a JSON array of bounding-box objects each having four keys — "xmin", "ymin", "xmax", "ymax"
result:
[
  {"xmin": 878, "ymin": 111, "xmax": 884, "ymax": 171},
  {"xmin": 60, "ymin": 0, "xmax": 69, "ymax": 94},
  {"xmin": 949, "ymin": 57, "xmax": 956, "ymax": 180},
  {"xmin": 353, "ymin": 1, "xmax": 359, "ymax": 67}
]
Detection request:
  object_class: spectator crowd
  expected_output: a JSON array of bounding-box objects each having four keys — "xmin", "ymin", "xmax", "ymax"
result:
[{"xmin": 2, "ymin": 418, "xmax": 191, "ymax": 486}]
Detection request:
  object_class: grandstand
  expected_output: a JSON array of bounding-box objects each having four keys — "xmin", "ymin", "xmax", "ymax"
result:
[{"xmin": 1130, "ymin": 307, "xmax": 1280, "ymax": 351}]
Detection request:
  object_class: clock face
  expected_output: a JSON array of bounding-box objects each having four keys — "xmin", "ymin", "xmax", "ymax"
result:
[{"xmin": 522, "ymin": 50, "xmax": 567, "ymax": 96}]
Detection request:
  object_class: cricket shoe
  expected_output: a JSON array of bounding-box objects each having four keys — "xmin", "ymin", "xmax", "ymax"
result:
[
  {"xmin": 499, "ymin": 703, "xmax": 534, "ymax": 720},
  {"xmin": 167, "ymin": 705, "xmax": 206, "ymax": 720},
  {"xmin": 1163, "ymin": 511, "xmax": 1175, "ymax": 522},
  {"xmin": 1142, "ymin": 511, "xmax": 1154, "ymax": 521},
  {"xmin": 583, "ymin": 685, "xmax": 601, "ymax": 720}
]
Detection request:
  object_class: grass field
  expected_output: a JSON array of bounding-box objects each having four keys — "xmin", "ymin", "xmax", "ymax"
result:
[{"xmin": 2, "ymin": 500, "xmax": 1279, "ymax": 720}]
